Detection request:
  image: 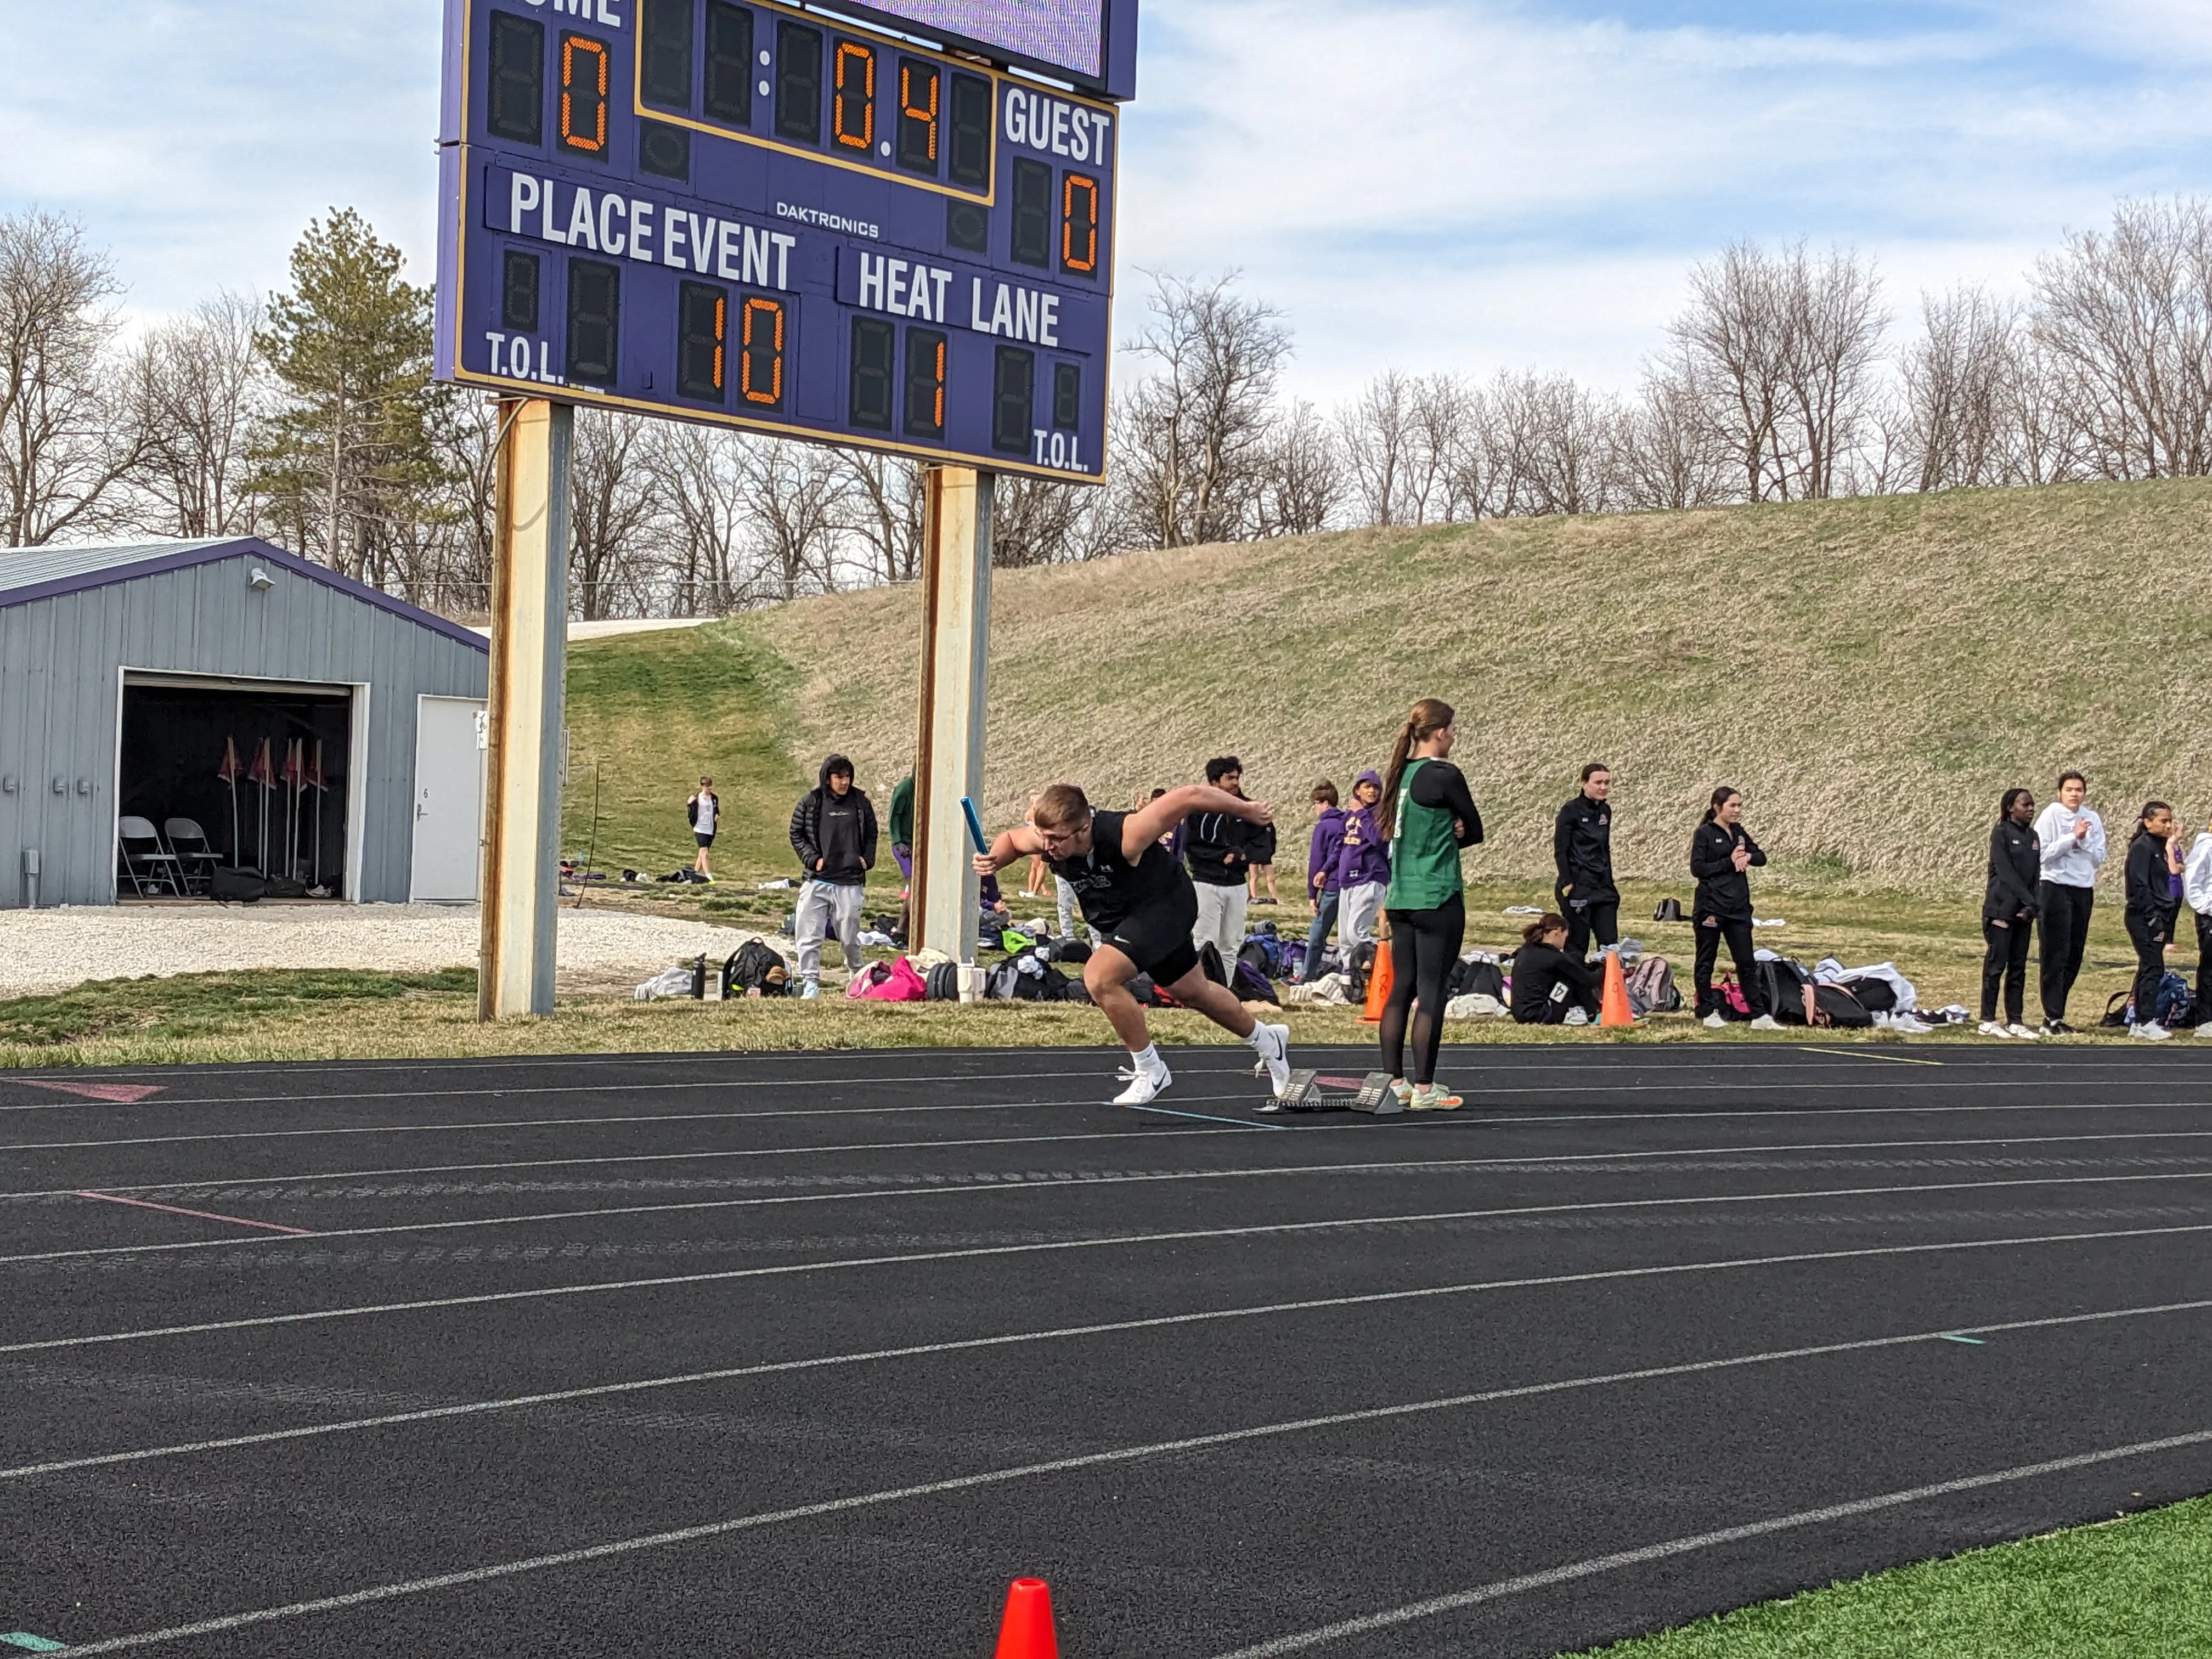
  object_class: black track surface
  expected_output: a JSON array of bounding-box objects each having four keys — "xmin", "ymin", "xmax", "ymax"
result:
[{"xmin": 4, "ymin": 1041, "xmax": 2211, "ymax": 1657}]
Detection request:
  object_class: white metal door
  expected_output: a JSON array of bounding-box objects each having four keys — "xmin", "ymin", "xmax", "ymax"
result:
[{"xmin": 411, "ymin": 697, "xmax": 486, "ymax": 902}]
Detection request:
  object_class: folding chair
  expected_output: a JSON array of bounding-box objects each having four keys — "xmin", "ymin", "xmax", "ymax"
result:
[
  {"xmin": 163, "ymin": 817, "xmax": 223, "ymax": 896},
  {"xmin": 117, "ymin": 816, "xmax": 184, "ymax": 897}
]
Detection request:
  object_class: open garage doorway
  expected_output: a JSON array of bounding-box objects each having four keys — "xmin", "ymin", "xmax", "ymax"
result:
[{"xmin": 117, "ymin": 675, "xmax": 356, "ymax": 899}]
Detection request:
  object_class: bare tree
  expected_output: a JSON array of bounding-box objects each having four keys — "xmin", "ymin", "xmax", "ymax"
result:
[
  {"xmin": 1254, "ymin": 399, "xmax": 1345, "ymax": 537},
  {"xmin": 837, "ymin": 450, "xmax": 927, "ymax": 585},
  {"xmin": 2031, "ymin": 196, "xmax": 2212, "ymax": 480},
  {"xmin": 992, "ymin": 472, "xmax": 1112, "ymax": 567},
  {"xmin": 1613, "ymin": 366, "xmax": 1733, "ymax": 510},
  {"xmin": 568, "ymin": 409, "xmax": 659, "ymax": 619},
  {"xmin": 1112, "ymin": 272, "xmax": 1293, "ymax": 548},
  {"xmin": 735, "ymin": 436, "xmax": 848, "ymax": 601},
  {"xmin": 646, "ymin": 424, "xmax": 758, "ymax": 613},
  {"xmin": 128, "ymin": 291, "xmax": 267, "ymax": 537},
  {"xmin": 1338, "ymin": 370, "xmax": 1419, "ymax": 527},
  {"xmin": 0, "ymin": 211, "xmax": 143, "ymax": 545},
  {"xmin": 1901, "ymin": 285, "xmax": 2018, "ymax": 492}
]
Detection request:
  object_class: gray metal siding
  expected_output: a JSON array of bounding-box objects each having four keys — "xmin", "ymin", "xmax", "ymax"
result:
[{"xmin": 0, "ymin": 552, "xmax": 487, "ymax": 907}]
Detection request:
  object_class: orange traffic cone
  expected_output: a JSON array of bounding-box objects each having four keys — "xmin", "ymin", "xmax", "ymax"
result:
[
  {"xmin": 1600, "ymin": 950, "xmax": 1635, "ymax": 1028},
  {"xmin": 1359, "ymin": 938, "xmax": 1395, "ymax": 1024},
  {"xmin": 992, "ymin": 1578, "xmax": 1059, "ymax": 1659}
]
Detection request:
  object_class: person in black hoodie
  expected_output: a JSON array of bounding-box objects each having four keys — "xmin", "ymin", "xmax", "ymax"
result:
[
  {"xmin": 2123, "ymin": 801, "xmax": 2183, "ymax": 1040},
  {"xmin": 1553, "ymin": 764, "xmax": 1618, "ymax": 961},
  {"xmin": 1511, "ymin": 913, "xmax": 1604, "ymax": 1024},
  {"xmin": 1979, "ymin": 788, "xmax": 2041, "ymax": 1038},
  {"xmin": 1187, "ymin": 756, "xmax": 1255, "ymax": 974},
  {"xmin": 1690, "ymin": 786, "xmax": 1776, "ymax": 1029},
  {"xmin": 789, "ymin": 754, "xmax": 878, "ymax": 999}
]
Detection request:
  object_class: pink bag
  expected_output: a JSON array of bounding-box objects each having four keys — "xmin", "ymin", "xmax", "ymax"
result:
[{"xmin": 849, "ymin": 957, "xmax": 928, "ymax": 1002}]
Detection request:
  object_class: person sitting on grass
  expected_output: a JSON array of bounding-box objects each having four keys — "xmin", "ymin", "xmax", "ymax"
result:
[
  {"xmin": 974, "ymin": 782, "xmax": 1293, "ymax": 1109},
  {"xmin": 1510, "ymin": 913, "xmax": 1605, "ymax": 1025}
]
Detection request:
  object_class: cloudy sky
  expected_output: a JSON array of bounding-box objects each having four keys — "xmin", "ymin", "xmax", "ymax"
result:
[{"xmin": 5, "ymin": 0, "xmax": 2210, "ymax": 401}]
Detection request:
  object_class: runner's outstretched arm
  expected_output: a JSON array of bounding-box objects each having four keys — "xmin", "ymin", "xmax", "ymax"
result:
[
  {"xmin": 974, "ymin": 825, "xmax": 1043, "ymax": 875},
  {"xmin": 1125, "ymin": 786, "xmax": 1271, "ymax": 858}
]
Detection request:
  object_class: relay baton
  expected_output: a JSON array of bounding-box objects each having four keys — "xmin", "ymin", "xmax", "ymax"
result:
[{"xmin": 960, "ymin": 797, "xmax": 990, "ymax": 856}]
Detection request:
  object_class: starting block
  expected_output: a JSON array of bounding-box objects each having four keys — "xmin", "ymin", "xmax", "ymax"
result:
[{"xmin": 1272, "ymin": 1069, "xmax": 1406, "ymax": 1116}]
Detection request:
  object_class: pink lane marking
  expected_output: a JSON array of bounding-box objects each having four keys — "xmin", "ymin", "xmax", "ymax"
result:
[
  {"xmin": 74, "ymin": 1190, "xmax": 311, "ymax": 1236},
  {"xmin": 18, "ymin": 1079, "xmax": 165, "ymax": 1103}
]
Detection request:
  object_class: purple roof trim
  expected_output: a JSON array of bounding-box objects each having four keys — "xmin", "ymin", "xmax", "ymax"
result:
[{"xmin": 0, "ymin": 538, "xmax": 490, "ymax": 654}]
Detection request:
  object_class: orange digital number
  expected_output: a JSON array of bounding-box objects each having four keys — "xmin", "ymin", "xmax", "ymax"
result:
[
  {"xmin": 560, "ymin": 33, "xmax": 610, "ymax": 158},
  {"xmin": 833, "ymin": 42, "xmax": 876, "ymax": 151},
  {"xmin": 741, "ymin": 297, "xmax": 786, "ymax": 407},
  {"xmin": 900, "ymin": 60, "xmax": 938, "ymax": 163},
  {"xmin": 1062, "ymin": 174, "xmax": 1099, "ymax": 275}
]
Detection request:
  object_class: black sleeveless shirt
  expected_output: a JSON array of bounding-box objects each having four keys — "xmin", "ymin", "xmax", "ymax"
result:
[{"xmin": 1046, "ymin": 809, "xmax": 1190, "ymax": 929}]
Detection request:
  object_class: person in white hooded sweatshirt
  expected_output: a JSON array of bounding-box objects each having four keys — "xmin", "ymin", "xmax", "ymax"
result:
[
  {"xmin": 2033, "ymin": 771, "xmax": 2107, "ymax": 1034},
  {"xmin": 2186, "ymin": 812, "xmax": 2212, "ymax": 1035}
]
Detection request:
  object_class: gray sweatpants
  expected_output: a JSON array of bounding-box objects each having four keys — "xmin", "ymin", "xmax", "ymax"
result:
[
  {"xmin": 795, "ymin": 879, "xmax": 865, "ymax": 982},
  {"xmin": 1192, "ymin": 881, "xmax": 1249, "ymax": 975},
  {"xmin": 1056, "ymin": 877, "xmax": 1101, "ymax": 945}
]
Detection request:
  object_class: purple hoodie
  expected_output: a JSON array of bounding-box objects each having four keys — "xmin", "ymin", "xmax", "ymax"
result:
[
  {"xmin": 1306, "ymin": 805, "xmax": 1348, "ymax": 895},
  {"xmin": 1336, "ymin": 770, "xmax": 1392, "ymax": 889}
]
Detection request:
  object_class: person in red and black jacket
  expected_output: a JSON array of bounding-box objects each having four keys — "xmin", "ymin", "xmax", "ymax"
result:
[
  {"xmin": 1979, "ymin": 788, "xmax": 2041, "ymax": 1038},
  {"xmin": 1553, "ymin": 763, "xmax": 1618, "ymax": 961},
  {"xmin": 1690, "ymin": 786, "xmax": 1776, "ymax": 1029}
]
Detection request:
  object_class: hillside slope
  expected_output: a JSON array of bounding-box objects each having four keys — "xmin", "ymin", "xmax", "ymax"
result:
[{"xmin": 752, "ymin": 479, "xmax": 2212, "ymax": 894}]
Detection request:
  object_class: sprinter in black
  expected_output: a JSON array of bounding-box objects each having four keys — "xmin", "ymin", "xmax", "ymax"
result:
[
  {"xmin": 977, "ymin": 782, "xmax": 1293, "ymax": 1108},
  {"xmin": 1553, "ymin": 764, "xmax": 1618, "ymax": 960},
  {"xmin": 1690, "ymin": 785, "xmax": 1775, "ymax": 1028},
  {"xmin": 1979, "ymin": 788, "xmax": 2041, "ymax": 1037}
]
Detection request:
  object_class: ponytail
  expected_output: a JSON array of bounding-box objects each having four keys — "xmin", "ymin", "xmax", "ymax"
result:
[
  {"xmin": 1376, "ymin": 698, "xmax": 1455, "ymax": 840},
  {"xmin": 2132, "ymin": 801, "xmax": 2172, "ymax": 845},
  {"xmin": 1701, "ymin": 785, "xmax": 1740, "ymax": 826}
]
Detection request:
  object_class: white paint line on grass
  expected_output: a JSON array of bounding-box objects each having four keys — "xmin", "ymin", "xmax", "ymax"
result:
[
  {"xmin": 7, "ymin": 1205, "xmax": 2212, "ymax": 1358},
  {"xmin": 43, "ymin": 1362, "xmax": 2212, "ymax": 1654},
  {"xmin": 1207, "ymin": 1429, "xmax": 2212, "ymax": 1657},
  {"xmin": 12, "ymin": 1124, "xmax": 2212, "ymax": 1204},
  {"xmin": 7, "ymin": 1274, "xmax": 2207, "ymax": 1484}
]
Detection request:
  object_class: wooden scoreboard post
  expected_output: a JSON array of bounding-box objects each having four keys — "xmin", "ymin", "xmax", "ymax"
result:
[{"xmin": 910, "ymin": 466, "xmax": 994, "ymax": 963}]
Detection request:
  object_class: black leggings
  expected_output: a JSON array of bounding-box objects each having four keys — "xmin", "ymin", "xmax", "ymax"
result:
[
  {"xmin": 1980, "ymin": 916, "xmax": 2033, "ymax": 1025},
  {"xmin": 1692, "ymin": 913, "xmax": 1764, "ymax": 1017},
  {"xmin": 2037, "ymin": 883, "xmax": 2094, "ymax": 1022},
  {"xmin": 2126, "ymin": 909, "xmax": 2172, "ymax": 1024},
  {"xmin": 1560, "ymin": 893, "xmax": 1619, "ymax": 961},
  {"xmin": 2197, "ymin": 911, "xmax": 2212, "ymax": 1028},
  {"xmin": 1381, "ymin": 895, "xmax": 1465, "ymax": 1087}
]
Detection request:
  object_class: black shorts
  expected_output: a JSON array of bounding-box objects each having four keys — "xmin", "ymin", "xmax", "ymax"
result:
[
  {"xmin": 695, "ymin": 832, "xmax": 716, "ymax": 849},
  {"xmin": 1099, "ymin": 887, "xmax": 1201, "ymax": 986}
]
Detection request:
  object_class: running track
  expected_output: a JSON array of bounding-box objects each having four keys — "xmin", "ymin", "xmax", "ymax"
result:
[{"xmin": 3, "ymin": 1043, "xmax": 2210, "ymax": 1656}]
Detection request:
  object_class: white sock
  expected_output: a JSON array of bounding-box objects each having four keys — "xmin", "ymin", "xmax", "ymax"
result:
[
  {"xmin": 1245, "ymin": 1026, "xmax": 1267, "ymax": 1050},
  {"xmin": 1130, "ymin": 1043, "xmax": 1164, "ymax": 1073}
]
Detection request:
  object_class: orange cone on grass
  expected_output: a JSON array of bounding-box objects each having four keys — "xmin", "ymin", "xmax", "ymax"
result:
[
  {"xmin": 1359, "ymin": 938, "xmax": 1395, "ymax": 1024},
  {"xmin": 992, "ymin": 1578, "xmax": 1059, "ymax": 1659},
  {"xmin": 1600, "ymin": 949, "xmax": 1635, "ymax": 1028}
]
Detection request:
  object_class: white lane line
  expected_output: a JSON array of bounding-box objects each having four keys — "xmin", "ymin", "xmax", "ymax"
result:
[
  {"xmin": 1798, "ymin": 1046, "xmax": 1946, "ymax": 1068},
  {"xmin": 1208, "ymin": 1429, "xmax": 2212, "ymax": 1657},
  {"xmin": 46, "ymin": 1380, "xmax": 2212, "ymax": 1653},
  {"xmin": 12, "ymin": 1125, "xmax": 2212, "ymax": 1204},
  {"xmin": 8, "ymin": 1276, "xmax": 2208, "ymax": 1484},
  {"xmin": 8, "ymin": 1207, "xmax": 2212, "ymax": 1358},
  {"xmin": 1483, "ymin": 1098, "xmax": 2210, "ymax": 1127},
  {"xmin": 10, "ymin": 1154, "xmax": 2212, "ymax": 1269}
]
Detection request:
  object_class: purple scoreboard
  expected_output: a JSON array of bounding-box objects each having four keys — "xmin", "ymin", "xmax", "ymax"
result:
[{"xmin": 435, "ymin": 0, "xmax": 1133, "ymax": 484}]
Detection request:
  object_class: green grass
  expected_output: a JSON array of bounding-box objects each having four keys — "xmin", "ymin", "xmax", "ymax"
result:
[
  {"xmin": 0, "ymin": 968, "xmax": 476, "ymax": 1051},
  {"xmin": 1568, "ymin": 1495, "xmax": 2212, "ymax": 1657}
]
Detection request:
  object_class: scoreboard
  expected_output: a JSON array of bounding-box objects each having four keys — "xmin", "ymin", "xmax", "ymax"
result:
[{"xmin": 435, "ymin": 0, "xmax": 1128, "ymax": 483}]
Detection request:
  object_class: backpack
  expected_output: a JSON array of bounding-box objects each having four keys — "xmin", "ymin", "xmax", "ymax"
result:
[
  {"xmin": 211, "ymin": 866, "xmax": 267, "ymax": 903},
  {"xmin": 1716, "ymin": 973, "xmax": 1750, "ymax": 1018},
  {"xmin": 2101, "ymin": 989, "xmax": 2134, "ymax": 1029},
  {"xmin": 1449, "ymin": 956, "xmax": 1506, "ymax": 1001},
  {"xmin": 1347, "ymin": 940, "xmax": 1378, "ymax": 998},
  {"xmin": 848, "ymin": 957, "xmax": 928, "ymax": 1002},
  {"xmin": 1623, "ymin": 955, "xmax": 1680, "ymax": 1016},
  {"xmin": 725, "ymin": 940, "xmax": 791, "ymax": 998},
  {"xmin": 1233, "ymin": 959, "xmax": 1279, "ymax": 1005},
  {"xmin": 1199, "ymin": 942, "xmax": 1230, "ymax": 987},
  {"xmin": 1753, "ymin": 958, "xmax": 1815, "ymax": 1024},
  {"xmin": 1844, "ymin": 975, "xmax": 1899, "ymax": 1013},
  {"xmin": 2154, "ymin": 972, "xmax": 2194, "ymax": 1029},
  {"xmin": 1238, "ymin": 939, "xmax": 1280, "ymax": 981},
  {"xmin": 1811, "ymin": 983, "xmax": 1874, "ymax": 1029},
  {"xmin": 1048, "ymin": 938, "xmax": 1093, "ymax": 966}
]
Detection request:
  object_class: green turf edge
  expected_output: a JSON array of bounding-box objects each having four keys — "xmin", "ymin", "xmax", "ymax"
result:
[{"xmin": 1562, "ymin": 1492, "xmax": 2212, "ymax": 1658}]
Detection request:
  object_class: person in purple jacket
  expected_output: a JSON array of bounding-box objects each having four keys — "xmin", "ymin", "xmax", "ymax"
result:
[
  {"xmin": 1336, "ymin": 769, "xmax": 1392, "ymax": 953},
  {"xmin": 1295, "ymin": 781, "xmax": 1348, "ymax": 983}
]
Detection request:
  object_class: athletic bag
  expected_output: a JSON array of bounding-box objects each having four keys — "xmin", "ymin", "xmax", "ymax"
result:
[
  {"xmin": 1199, "ymin": 942, "xmax": 1230, "ymax": 987},
  {"xmin": 1448, "ymin": 956, "xmax": 1506, "ymax": 1001},
  {"xmin": 211, "ymin": 867, "xmax": 267, "ymax": 903},
  {"xmin": 1624, "ymin": 955, "xmax": 1680, "ymax": 1017},
  {"xmin": 1753, "ymin": 958, "xmax": 1816, "ymax": 1024},
  {"xmin": 1233, "ymin": 958, "xmax": 1279, "ymax": 1005},
  {"xmin": 2154, "ymin": 972, "xmax": 2194, "ymax": 1029},
  {"xmin": 1843, "ymin": 975, "xmax": 1899, "ymax": 1014},
  {"xmin": 1047, "ymin": 938, "xmax": 1093, "ymax": 966},
  {"xmin": 2101, "ymin": 990, "xmax": 2134, "ymax": 1029},
  {"xmin": 1347, "ymin": 940, "xmax": 1378, "ymax": 998},
  {"xmin": 726, "ymin": 940, "xmax": 791, "ymax": 998},
  {"xmin": 1810, "ymin": 983, "xmax": 1875, "ymax": 1029},
  {"xmin": 848, "ymin": 958, "xmax": 928, "ymax": 1002},
  {"xmin": 1238, "ymin": 939, "xmax": 1281, "ymax": 982}
]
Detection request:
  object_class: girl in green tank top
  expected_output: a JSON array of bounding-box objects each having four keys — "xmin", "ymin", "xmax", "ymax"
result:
[{"xmin": 1388, "ymin": 758, "xmax": 1465, "ymax": 911}]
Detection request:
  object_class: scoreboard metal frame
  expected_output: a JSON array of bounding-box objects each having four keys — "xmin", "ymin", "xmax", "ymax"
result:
[{"xmin": 435, "ymin": 0, "xmax": 1122, "ymax": 484}]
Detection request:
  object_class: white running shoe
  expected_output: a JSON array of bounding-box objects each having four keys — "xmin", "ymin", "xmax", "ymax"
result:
[
  {"xmin": 1748, "ymin": 1014, "xmax": 1784, "ymax": 1032},
  {"xmin": 1978, "ymin": 1020, "xmax": 2011, "ymax": 1039},
  {"xmin": 1113, "ymin": 1057, "xmax": 1173, "ymax": 1104},
  {"xmin": 2006, "ymin": 1023, "xmax": 2041, "ymax": 1040},
  {"xmin": 1249, "ymin": 1023, "xmax": 1293, "ymax": 1097},
  {"xmin": 2131, "ymin": 1022, "xmax": 2172, "ymax": 1041},
  {"xmin": 1702, "ymin": 1012, "xmax": 1726, "ymax": 1029}
]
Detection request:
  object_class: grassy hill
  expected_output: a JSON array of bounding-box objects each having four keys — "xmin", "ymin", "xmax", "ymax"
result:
[{"xmin": 563, "ymin": 479, "xmax": 2212, "ymax": 907}]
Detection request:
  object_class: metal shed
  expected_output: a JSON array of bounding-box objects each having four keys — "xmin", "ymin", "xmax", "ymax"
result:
[{"xmin": 0, "ymin": 538, "xmax": 491, "ymax": 909}]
